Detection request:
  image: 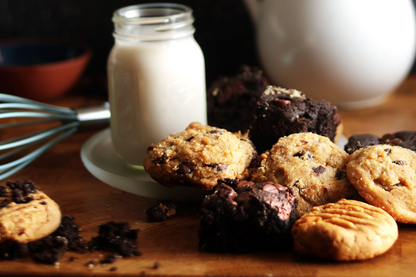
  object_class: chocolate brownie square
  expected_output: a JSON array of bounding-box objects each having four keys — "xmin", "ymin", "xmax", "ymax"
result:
[
  {"xmin": 249, "ymin": 86, "xmax": 341, "ymax": 154},
  {"xmin": 207, "ymin": 65, "xmax": 269, "ymax": 133},
  {"xmin": 199, "ymin": 180, "xmax": 298, "ymax": 253}
]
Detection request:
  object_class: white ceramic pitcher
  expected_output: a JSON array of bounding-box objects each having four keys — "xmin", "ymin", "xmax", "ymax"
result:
[{"xmin": 244, "ymin": 0, "xmax": 416, "ymax": 109}]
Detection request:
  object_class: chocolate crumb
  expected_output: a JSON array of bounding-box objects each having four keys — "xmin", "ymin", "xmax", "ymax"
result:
[
  {"xmin": 0, "ymin": 239, "xmax": 28, "ymax": 260},
  {"xmin": 109, "ymin": 266, "xmax": 118, "ymax": 271},
  {"xmin": 153, "ymin": 261, "xmax": 161, "ymax": 269},
  {"xmin": 145, "ymin": 200, "xmax": 177, "ymax": 222},
  {"xmin": 100, "ymin": 253, "xmax": 121, "ymax": 264},
  {"xmin": 28, "ymin": 236, "xmax": 68, "ymax": 264},
  {"xmin": 51, "ymin": 215, "xmax": 85, "ymax": 252}
]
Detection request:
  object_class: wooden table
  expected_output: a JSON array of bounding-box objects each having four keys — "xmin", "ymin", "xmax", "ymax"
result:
[{"xmin": 1, "ymin": 75, "xmax": 416, "ymax": 276}]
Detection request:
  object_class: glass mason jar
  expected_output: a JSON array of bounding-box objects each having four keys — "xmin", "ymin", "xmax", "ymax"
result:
[{"xmin": 108, "ymin": 3, "xmax": 207, "ymax": 166}]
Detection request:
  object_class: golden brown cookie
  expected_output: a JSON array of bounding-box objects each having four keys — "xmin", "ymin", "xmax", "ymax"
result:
[
  {"xmin": 347, "ymin": 144, "xmax": 416, "ymax": 223},
  {"xmin": 144, "ymin": 122, "xmax": 257, "ymax": 190},
  {"xmin": 0, "ymin": 181, "xmax": 61, "ymax": 243},
  {"xmin": 291, "ymin": 199, "xmax": 398, "ymax": 261},
  {"xmin": 251, "ymin": 132, "xmax": 356, "ymax": 216}
]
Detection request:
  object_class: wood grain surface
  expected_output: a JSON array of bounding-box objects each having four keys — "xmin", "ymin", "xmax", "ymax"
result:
[{"xmin": 1, "ymin": 76, "xmax": 416, "ymax": 276}]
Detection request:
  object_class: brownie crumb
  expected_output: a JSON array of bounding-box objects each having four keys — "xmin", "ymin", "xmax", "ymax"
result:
[
  {"xmin": 0, "ymin": 239, "xmax": 28, "ymax": 260},
  {"xmin": 153, "ymin": 261, "xmax": 161, "ymax": 269},
  {"xmin": 100, "ymin": 253, "xmax": 121, "ymax": 264},
  {"xmin": 87, "ymin": 221, "xmax": 141, "ymax": 257},
  {"xmin": 28, "ymin": 236, "xmax": 68, "ymax": 264},
  {"xmin": 145, "ymin": 200, "xmax": 177, "ymax": 222},
  {"xmin": 67, "ymin": 256, "xmax": 78, "ymax": 262}
]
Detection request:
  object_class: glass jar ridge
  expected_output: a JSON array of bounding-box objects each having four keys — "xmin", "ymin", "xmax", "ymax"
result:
[{"xmin": 112, "ymin": 3, "xmax": 195, "ymax": 41}]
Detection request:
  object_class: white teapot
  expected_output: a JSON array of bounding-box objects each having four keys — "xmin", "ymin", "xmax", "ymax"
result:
[{"xmin": 244, "ymin": 0, "xmax": 416, "ymax": 109}]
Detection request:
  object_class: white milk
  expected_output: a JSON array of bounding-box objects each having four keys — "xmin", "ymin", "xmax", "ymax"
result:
[{"xmin": 108, "ymin": 4, "xmax": 207, "ymax": 166}]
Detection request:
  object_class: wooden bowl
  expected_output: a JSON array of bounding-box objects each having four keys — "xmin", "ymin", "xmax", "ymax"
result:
[{"xmin": 0, "ymin": 38, "xmax": 92, "ymax": 101}]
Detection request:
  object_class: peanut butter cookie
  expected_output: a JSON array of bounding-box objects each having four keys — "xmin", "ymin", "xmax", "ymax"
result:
[
  {"xmin": 0, "ymin": 180, "xmax": 61, "ymax": 243},
  {"xmin": 251, "ymin": 132, "xmax": 356, "ymax": 216},
  {"xmin": 144, "ymin": 122, "xmax": 257, "ymax": 190},
  {"xmin": 347, "ymin": 144, "xmax": 416, "ymax": 223},
  {"xmin": 291, "ymin": 199, "xmax": 398, "ymax": 261}
]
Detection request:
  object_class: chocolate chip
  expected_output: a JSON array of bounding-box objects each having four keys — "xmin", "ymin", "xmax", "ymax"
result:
[
  {"xmin": 210, "ymin": 130, "xmax": 222, "ymax": 135},
  {"xmin": 335, "ymin": 170, "xmax": 347, "ymax": 180},
  {"xmin": 40, "ymin": 201, "xmax": 48, "ymax": 205},
  {"xmin": 384, "ymin": 148, "xmax": 392, "ymax": 155},
  {"xmin": 294, "ymin": 150, "xmax": 313, "ymax": 160},
  {"xmin": 272, "ymin": 99, "xmax": 291, "ymax": 107},
  {"xmin": 393, "ymin": 160, "xmax": 406, "ymax": 166},
  {"xmin": 177, "ymin": 164, "xmax": 192, "ymax": 175},
  {"xmin": 154, "ymin": 153, "xmax": 167, "ymax": 164},
  {"xmin": 186, "ymin": 136, "xmax": 194, "ymax": 142},
  {"xmin": 215, "ymin": 164, "xmax": 228, "ymax": 172},
  {"xmin": 313, "ymin": 165, "xmax": 326, "ymax": 176}
]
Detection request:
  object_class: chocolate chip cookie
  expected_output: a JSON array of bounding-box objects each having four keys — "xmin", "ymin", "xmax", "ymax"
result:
[
  {"xmin": 347, "ymin": 144, "xmax": 416, "ymax": 223},
  {"xmin": 251, "ymin": 132, "xmax": 356, "ymax": 216},
  {"xmin": 144, "ymin": 122, "xmax": 257, "ymax": 190},
  {"xmin": 292, "ymin": 199, "xmax": 398, "ymax": 261}
]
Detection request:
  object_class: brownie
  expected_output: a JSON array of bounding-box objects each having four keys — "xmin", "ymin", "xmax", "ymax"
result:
[
  {"xmin": 198, "ymin": 180, "xmax": 298, "ymax": 253},
  {"xmin": 145, "ymin": 200, "xmax": 177, "ymax": 222},
  {"xmin": 207, "ymin": 65, "xmax": 269, "ymax": 133},
  {"xmin": 87, "ymin": 221, "xmax": 141, "ymax": 257},
  {"xmin": 345, "ymin": 131, "xmax": 416, "ymax": 154},
  {"xmin": 249, "ymin": 86, "xmax": 341, "ymax": 154},
  {"xmin": 344, "ymin": 134, "xmax": 380, "ymax": 154}
]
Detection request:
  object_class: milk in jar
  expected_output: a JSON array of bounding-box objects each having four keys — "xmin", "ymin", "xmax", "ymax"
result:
[{"xmin": 108, "ymin": 3, "xmax": 207, "ymax": 166}]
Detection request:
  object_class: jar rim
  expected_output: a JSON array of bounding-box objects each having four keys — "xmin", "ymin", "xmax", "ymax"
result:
[{"xmin": 113, "ymin": 3, "xmax": 192, "ymax": 25}]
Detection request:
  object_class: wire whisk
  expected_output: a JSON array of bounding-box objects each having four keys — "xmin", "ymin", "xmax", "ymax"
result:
[{"xmin": 0, "ymin": 93, "xmax": 110, "ymax": 180}]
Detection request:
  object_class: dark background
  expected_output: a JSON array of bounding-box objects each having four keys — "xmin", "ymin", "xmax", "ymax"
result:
[{"xmin": 1, "ymin": 0, "xmax": 415, "ymax": 96}]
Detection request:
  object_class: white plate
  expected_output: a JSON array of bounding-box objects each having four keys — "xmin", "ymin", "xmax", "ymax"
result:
[
  {"xmin": 80, "ymin": 128, "xmax": 207, "ymax": 202},
  {"xmin": 81, "ymin": 128, "xmax": 348, "ymax": 201}
]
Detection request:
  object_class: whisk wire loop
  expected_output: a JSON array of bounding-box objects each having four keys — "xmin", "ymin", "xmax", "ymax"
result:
[
  {"xmin": 0, "ymin": 126, "xmax": 78, "ymax": 180},
  {"xmin": 0, "ymin": 121, "xmax": 80, "ymax": 150},
  {"xmin": 0, "ymin": 93, "xmax": 110, "ymax": 180}
]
